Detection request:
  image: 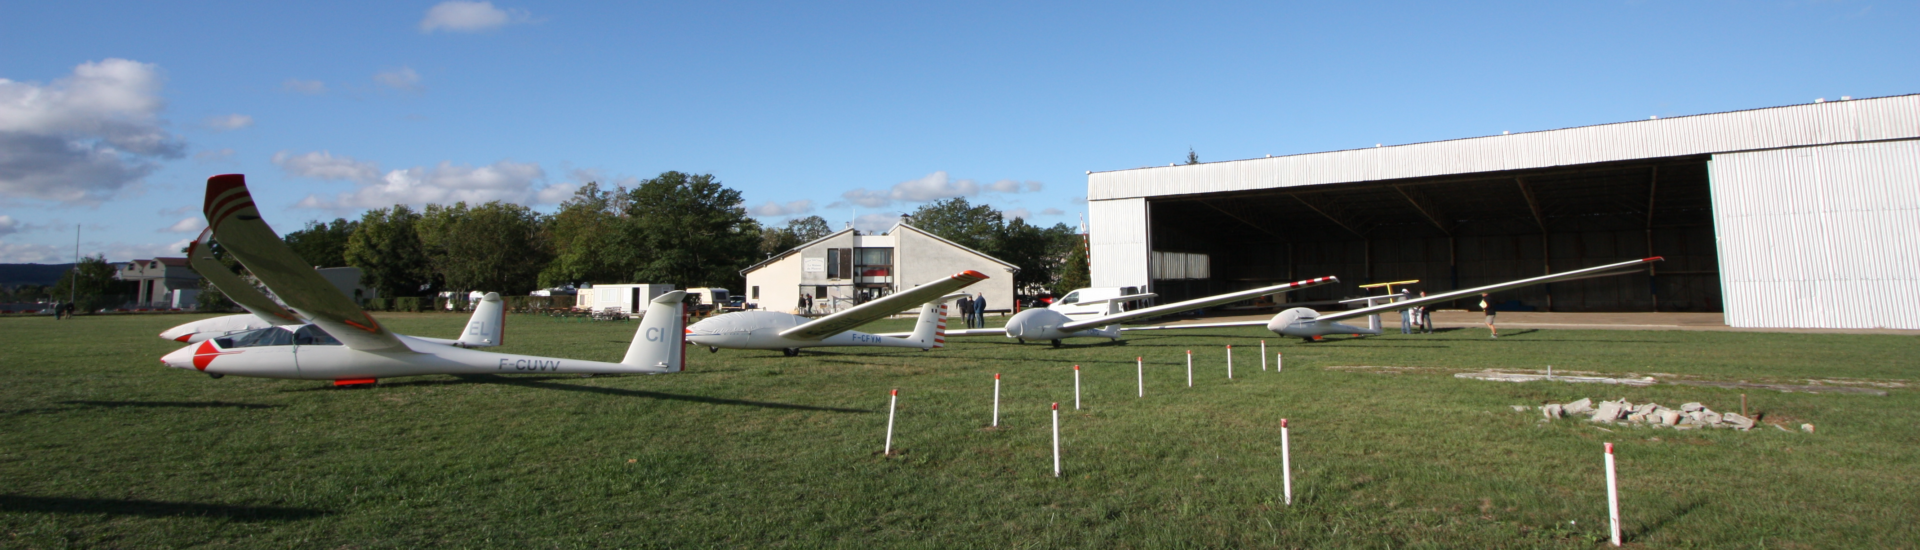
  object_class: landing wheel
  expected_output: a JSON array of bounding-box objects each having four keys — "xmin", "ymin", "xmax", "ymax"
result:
[
  {"xmin": 207, "ymin": 373, "xmax": 224, "ymax": 379},
  {"xmin": 1017, "ymin": 338, "xmax": 1025, "ymax": 344},
  {"xmin": 708, "ymin": 346, "xmax": 719, "ymax": 353},
  {"xmin": 1302, "ymin": 337, "xmax": 1314, "ymax": 343},
  {"xmin": 1050, "ymin": 339, "xmax": 1062, "ymax": 348},
  {"xmin": 783, "ymin": 348, "xmax": 799, "ymax": 357}
]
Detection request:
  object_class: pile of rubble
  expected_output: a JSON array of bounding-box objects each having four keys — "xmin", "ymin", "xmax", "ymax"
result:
[{"xmin": 1535, "ymin": 398, "xmax": 1757, "ymax": 431}]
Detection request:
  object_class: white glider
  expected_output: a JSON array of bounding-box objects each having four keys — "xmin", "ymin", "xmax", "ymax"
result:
[
  {"xmin": 160, "ymin": 174, "xmax": 685, "ymax": 385},
  {"xmin": 886, "ymin": 276, "xmax": 1339, "ymax": 347},
  {"xmin": 685, "ymin": 271, "xmax": 988, "ymax": 356},
  {"xmin": 1121, "ymin": 257, "xmax": 1665, "ymax": 340}
]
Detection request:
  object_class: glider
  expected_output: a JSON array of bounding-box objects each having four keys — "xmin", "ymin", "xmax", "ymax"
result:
[
  {"xmin": 684, "ymin": 271, "xmax": 988, "ymax": 356},
  {"xmin": 160, "ymin": 174, "xmax": 686, "ymax": 385},
  {"xmin": 1122, "ymin": 257, "xmax": 1664, "ymax": 340},
  {"xmin": 886, "ymin": 276, "xmax": 1339, "ymax": 347}
]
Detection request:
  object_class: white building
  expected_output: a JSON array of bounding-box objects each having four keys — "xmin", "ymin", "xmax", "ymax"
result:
[
  {"xmin": 1086, "ymin": 94, "xmax": 1920, "ymax": 329},
  {"xmin": 742, "ymin": 220, "xmax": 1019, "ymax": 316},
  {"xmin": 115, "ymin": 257, "xmax": 198, "ymax": 308}
]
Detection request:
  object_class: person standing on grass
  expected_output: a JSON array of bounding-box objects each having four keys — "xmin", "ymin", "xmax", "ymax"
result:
[
  {"xmin": 1480, "ymin": 292, "xmax": 1497, "ymax": 338},
  {"xmin": 973, "ymin": 291, "xmax": 988, "ymax": 329},
  {"xmin": 1417, "ymin": 291, "xmax": 1434, "ymax": 334},
  {"xmin": 956, "ymin": 293, "xmax": 973, "ymax": 328}
]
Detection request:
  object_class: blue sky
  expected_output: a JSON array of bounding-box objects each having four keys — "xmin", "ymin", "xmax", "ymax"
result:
[{"xmin": 2, "ymin": 0, "xmax": 1913, "ymax": 263}]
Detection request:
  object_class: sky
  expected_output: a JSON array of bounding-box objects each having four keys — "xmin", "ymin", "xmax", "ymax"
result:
[{"xmin": 1, "ymin": 1, "xmax": 1914, "ymax": 263}]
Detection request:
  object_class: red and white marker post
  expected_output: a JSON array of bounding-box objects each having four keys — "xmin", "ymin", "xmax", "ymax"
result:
[
  {"xmin": 1073, "ymin": 365, "xmax": 1082, "ymax": 410},
  {"xmin": 992, "ymin": 374, "xmax": 1000, "ymax": 427},
  {"xmin": 1227, "ymin": 345, "xmax": 1234, "ymax": 379},
  {"xmin": 1261, "ymin": 340, "xmax": 1268, "ymax": 371},
  {"xmin": 884, "ymin": 389, "xmax": 899, "ymax": 455},
  {"xmin": 1277, "ymin": 352, "xmax": 1284, "ymax": 373},
  {"xmin": 1052, "ymin": 402, "xmax": 1062, "ymax": 477},
  {"xmin": 1281, "ymin": 418, "xmax": 1293, "ymax": 505},
  {"xmin": 1186, "ymin": 350, "xmax": 1194, "ymax": 387},
  {"xmin": 1605, "ymin": 442, "xmax": 1621, "ymax": 546},
  {"xmin": 1136, "ymin": 357, "xmax": 1145, "ymax": 397}
]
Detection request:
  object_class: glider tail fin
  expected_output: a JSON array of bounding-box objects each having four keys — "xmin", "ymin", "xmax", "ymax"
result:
[
  {"xmin": 456, "ymin": 292, "xmax": 505, "ymax": 347},
  {"xmin": 621, "ymin": 291, "xmax": 687, "ymax": 372},
  {"xmin": 907, "ymin": 301, "xmax": 947, "ymax": 349}
]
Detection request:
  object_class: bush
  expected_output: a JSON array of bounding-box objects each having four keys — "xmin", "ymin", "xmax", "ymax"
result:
[
  {"xmin": 507, "ymin": 296, "xmax": 530, "ymax": 312},
  {"xmin": 365, "ymin": 297, "xmax": 389, "ymax": 312},
  {"xmin": 394, "ymin": 297, "xmax": 422, "ymax": 312}
]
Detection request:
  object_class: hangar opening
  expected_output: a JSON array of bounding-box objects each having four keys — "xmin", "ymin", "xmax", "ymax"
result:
[{"xmin": 1146, "ymin": 157, "xmax": 1719, "ymax": 312}]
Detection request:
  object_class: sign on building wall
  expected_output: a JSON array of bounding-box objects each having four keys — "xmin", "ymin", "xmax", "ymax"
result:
[{"xmin": 803, "ymin": 258, "xmax": 826, "ymax": 272}]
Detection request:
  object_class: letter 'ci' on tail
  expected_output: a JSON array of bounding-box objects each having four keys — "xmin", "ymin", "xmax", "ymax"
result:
[
  {"xmin": 623, "ymin": 291, "xmax": 688, "ymax": 372},
  {"xmin": 457, "ymin": 292, "xmax": 506, "ymax": 347},
  {"xmin": 909, "ymin": 301, "xmax": 947, "ymax": 349}
]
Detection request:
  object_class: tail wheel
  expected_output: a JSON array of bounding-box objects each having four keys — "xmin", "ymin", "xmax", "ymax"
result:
[
  {"xmin": 207, "ymin": 373, "xmax": 224, "ymax": 379},
  {"xmin": 1051, "ymin": 339, "xmax": 1062, "ymax": 348},
  {"xmin": 708, "ymin": 346, "xmax": 719, "ymax": 353},
  {"xmin": 783, "ymin": 348, "xmax": 799, "ymax": 357}
]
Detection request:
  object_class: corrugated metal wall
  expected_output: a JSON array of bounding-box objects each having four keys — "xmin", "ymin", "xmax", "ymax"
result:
[
  {"xmin": 1712, "ymin": 140, "xmax": 1920, "ymax": 329},
  {"xmin": 1089, "ymin": 198, "xmax": 1150, "ymax": 289},
  {"xmin": 1091, "ymin": 95, "xmax": 1920, "ymax": 201}
]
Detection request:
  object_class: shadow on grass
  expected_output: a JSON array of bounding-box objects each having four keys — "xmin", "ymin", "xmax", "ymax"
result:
[
  {"xmin": 1625, "ymin": 498, "xmax": 1705, "ymax": 543},
  {"xmin": 0, "ymin": 495, "xmax": 330, "ymax": 521},
  {"xmin": 486, "ymin": 377, "xmax": 873, "ymax": 413},
  {"xmin": 58, "ymin": 400, "xmax": 280, "ymax": 410}
]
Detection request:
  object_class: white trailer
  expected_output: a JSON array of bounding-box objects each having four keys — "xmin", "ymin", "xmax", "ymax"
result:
[{"xmin": 577, "ymin": 284, "xmax": 676, "ymax": 314}]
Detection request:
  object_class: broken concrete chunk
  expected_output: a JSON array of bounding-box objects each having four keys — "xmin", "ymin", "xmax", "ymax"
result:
[
  {"xmin": 1801, "ymin": 423, "xmax": 1815, "ymax": 433},
  {"xmin": 1659, "ymin": 410, "xmax": 1682, "ymax": 426},
  {"xmin": 1564, "ymin": 398, "xmax": 1594, "ymax": 415},
  {"xmin": 1723, "ymin": 413, "xmax": 1756, "ymax": 431},
  {"xmin": 1590, "ymin": 401, "xmax": 1624, "ymax": 423},
  {"xmin": 1702, "ymin": 411, "xmax": 1723, "ymax": 425},
  {"xmin": 1512, "ymin": 405, "xmax": 1529, "ymax": 412},
  {"xmin": 1631, "ymin": 402, "xmax": 1659, "ymax": 415},
  {"xmin": 1681, "ymin": 402, "xmax": 1705, "ymax": 412},
  {"xmin": 1542, "ymin": 404, "xmax": 1564, "ymax": 419}
]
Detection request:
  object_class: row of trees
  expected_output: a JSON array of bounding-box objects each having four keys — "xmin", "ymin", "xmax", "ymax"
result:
[{"xmin": 274, "ymin": 171, "xmax": 1091, "ymax": 299}]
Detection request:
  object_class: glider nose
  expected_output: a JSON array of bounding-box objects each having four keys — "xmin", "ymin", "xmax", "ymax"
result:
[{"xmin": 160, "ymin": 345, "xmax": 197, "ymax": 370}]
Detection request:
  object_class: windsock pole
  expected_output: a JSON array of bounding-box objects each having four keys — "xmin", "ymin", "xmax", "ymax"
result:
[
  {"xmin": 1261, "ymin": 340, "xmax": 1268, "ymax": 371},
  {"xmin": 884, "ymin": 389, "xmax": 898, "ymax": 455},
  {"xmin": 1073, "ymin": 365, "xmax": 1082, "ymax": 410},
  {"xmin": 1227, "ymin": 345, "xmax": 1234, "ymax": 379},
  {"xmin": 992, "ymin": 374, "xmax": 1000, "ymax": 427},
  {"xmin": 1281, "ymin": 418, "xmax": 1293, "ymax": 505},
  {"xmin": 1051, "ymin": 403, "xmax": 1062, "ymax": 477},
  {"xmin": 1136, "ymin": 357, "xmax": 1144, "ymax": 397},
  {"xmin": 1606, "ymin": 442, "xmax": 1621, "ymax": 546}
]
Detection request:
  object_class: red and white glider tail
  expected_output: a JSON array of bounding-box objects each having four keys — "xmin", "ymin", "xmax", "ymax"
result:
[
  {"xmin": 622, "ymin": 290, "xmax": 688, "ymax": 372},
  {"xmin": 907, "ymin": 301, "xmax": 947, "ymax": 349}
]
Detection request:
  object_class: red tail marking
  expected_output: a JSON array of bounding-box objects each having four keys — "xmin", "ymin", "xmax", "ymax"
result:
[{"xmin": 334, "ymin": 378, "xmax": 377, "ymax": 386}]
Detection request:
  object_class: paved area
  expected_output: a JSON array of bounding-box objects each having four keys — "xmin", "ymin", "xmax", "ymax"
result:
[{"xmin": 1149, "ymin": 310, "xmax": 1920, "ymax": 336}]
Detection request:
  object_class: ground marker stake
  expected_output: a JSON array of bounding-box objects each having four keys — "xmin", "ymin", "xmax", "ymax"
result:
[
  {"xmin": 1073, "ymin": 365, "xmax": 1082, "ymax": 410},
  {"xmin": 1136, "ymin": 357, "xmax": 1145, "ymax": 397},
  {"xmin": 1605, "ymin": 442, "xmax": 1621, "ymax": 547},
  {"xmin": 1227, "ymin": 345, "xmax": 1234, "ymax": 379},
  {"xmin": 1052, "ymin": 403, "xmax": 1062, "ymax": 477},
  {"xmin": 1186, "ymin": 350, "xmax": 1193, "ymax": 387},
  {"xmin": 1281, "ymin": 418, "xmax": 1293, "ymax": 505},
  {"xmin": 884, "ymin": 389, "xmax": 899, "ymax": 455},
  {"xmin": 1277, "ymin": 352, "xmax": 1284, "ymax": 373},
  {"xmin": 1261, "ymin": 340, "xmax": 1268, "ymax": 371},
  {"xmin": 992, "ymin": 374, "xmax": 1000, "ymax": 427}
]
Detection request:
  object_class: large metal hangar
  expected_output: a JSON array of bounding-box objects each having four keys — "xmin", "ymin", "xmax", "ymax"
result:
[{"xmin": 1086, "ymin": 94, "xmax": 1920, "ymax": 329}]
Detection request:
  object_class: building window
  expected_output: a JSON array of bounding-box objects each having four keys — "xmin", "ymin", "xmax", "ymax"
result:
[
  {"xmin": 815, "ymin": 286, "xmax": 828, "ymax": 299},
  {"xmin": 855, "ymin": 248, "xmax": 892, "ymax": 277},
  {"xmin": 751, "ymin": 286, "xmax": 760, "ymax": 299},
  {"xmin": 827, "ymin": 249, "xmax": 841, "ymax": 279}
]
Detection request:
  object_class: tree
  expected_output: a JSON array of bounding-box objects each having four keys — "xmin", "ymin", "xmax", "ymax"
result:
[
  {"xmin": 991, "ymin": 218, "xmax": 1065, "ymax": 293},
  {"xmin": 1053, "ymin": 234, "xmax": 1091, "ymax": 296},
  {"xmin": 1186, "ymin": 148, "xmax": 1199, "ymax": 165},
  {"xmin": 540, "ymin": 182, "xmax": 635, "ymax": 287},
  {"xmin": 418, "ymin": 201, "xmax": 551, "ymax": 295},
  {"xmin": 51, "ymin": 255, "xmax": 136, "ymax": 313},
  {"xmin": 909, "ymin": 198, "xmax": 1003, "ymax": 252},
  {"xmin": 284, "ymin": 218, "xmax": 360, "ymax": 268},
  {"xmin": 345, "ymin": 205, "xmax": 434, "ymax": 297},
  {"xmin": 758, "ymin": 215, "xmax": 833, "ymax": 257},
  {"xmin": 623, "ymin": 172, "xmax": 763, "ymax": 289}
]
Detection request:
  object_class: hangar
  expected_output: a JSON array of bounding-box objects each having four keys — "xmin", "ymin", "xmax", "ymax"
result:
[{"xmin": 1087, "ymin": 94, "xmax": 1920, "ymax": 329}]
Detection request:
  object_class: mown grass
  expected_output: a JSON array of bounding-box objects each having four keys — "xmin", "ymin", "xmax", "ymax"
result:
[{"xmin": 1, "ymin": 312, "xmax": 1915, "ymax": 548}]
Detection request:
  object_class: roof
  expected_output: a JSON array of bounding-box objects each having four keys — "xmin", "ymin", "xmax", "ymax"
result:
[
  {"xmin": 1090, "ymin": 93, "xmax": 1920, "ymax": 201},
  {"xmin": 739, "ymin": 222, "xmax": 1019, "ymax": 276}
]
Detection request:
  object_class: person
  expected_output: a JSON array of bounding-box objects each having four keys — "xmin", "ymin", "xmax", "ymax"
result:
[
  {"xmin": 1480, "ymin": 292, "xmax": 1497, "ymax": 338},
  {"xmin": 956, "ymin": 294, "xmax": 973, "ymax": 327},
  {"xmin": 1398, "ymin": 295, "xmax": 1412, "ymax": 334},
  {"xmin": 972, "ymin": 291, "xmax": 988, "ymax": 329},
  {"xmin": 1416, "ymin": 291, "xmax": 1433, "ymax": 334},
  {"xmin": 51, "ymin": 300, "xmax": 63, "ymax": 320}
]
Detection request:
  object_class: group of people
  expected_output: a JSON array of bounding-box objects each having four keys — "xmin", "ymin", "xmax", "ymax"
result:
[
  {"xmin": 1396, "ymin": 291, "xmax": 1499, "ymax": 337},
  {"xmin": 954, "ymin": 292, "xmax": 988, "ymax": 328}
]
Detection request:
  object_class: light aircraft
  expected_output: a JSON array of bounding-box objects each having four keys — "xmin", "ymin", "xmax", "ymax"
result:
[
  {"xmin": 684, "ymin": 271, "xmax": 987, "ymax": 356},
  {"xmin": 1123, "ymin": 257, "xmax": 1664, "ymax": 340},
  {"xmin": 889, "ymin": 276, "xmax": 1340, "ymax": 347},
  {"xmin": 159, "ymin": 228, "xmax": 505, "ymax": 349},
  {"xmin": 161, "ymin": 174, "xmax": 686, "ymax": 385}
]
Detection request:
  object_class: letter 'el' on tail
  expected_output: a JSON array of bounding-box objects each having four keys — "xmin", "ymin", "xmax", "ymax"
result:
[
  {"xmin": 622, "ymin": 291, "xmax": 688, "ymax": 371},
  {"xmin": 456, "ymin": 292, "xmax": 506, "ymax": 347},
  {"xmin": 907, "ymin": 301, "xmax": 947, "ymax": 349}
]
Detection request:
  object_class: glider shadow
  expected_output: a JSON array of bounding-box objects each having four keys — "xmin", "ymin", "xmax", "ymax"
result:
[{"xmin": 0, "ymin": 495, "xmax": 330, "ymax": 521}]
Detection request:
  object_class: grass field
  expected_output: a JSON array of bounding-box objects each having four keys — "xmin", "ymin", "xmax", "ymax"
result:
[{"xmin": 2, "ymin": 312, "xmax": 1916, "ymax": 548}]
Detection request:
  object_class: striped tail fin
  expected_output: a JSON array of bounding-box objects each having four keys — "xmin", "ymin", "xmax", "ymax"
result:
[{"xmin": 907, "ymin": 301, "xmax": 946, "ymax": 349}]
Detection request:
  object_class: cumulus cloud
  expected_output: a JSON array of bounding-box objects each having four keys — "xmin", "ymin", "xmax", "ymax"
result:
[
  {"xmin": 853, "ymin": 212, "xmax": 902, "ymax": 233},
  {"xmin": 201, "ymin": 114, "xmax": 252, "ymax": 131},
  {"xmin": 0, "ymin": 58, "xmax": 186, "ymax": 206},
  {"xmin": 374, "ymin": 67, "xmax": 422, "ymax": 92},
  {"xmin": 1041, "ymin": 207, "xmax": 1065, "ymax": 216},
  {"xmin": 161, "ymin": 217, "xmax": 203, "ymax": 233},
  {"xmin": 1002, "ymin": 208, "xmax": 1033, "ymax": 220},
  {"xmin": 272, "ymin": 150, "xmax": 383, "ymax": 183},
  {"xmin": 830, "ymin": 171, "xmax": 1043, "ymax": 209},
  {"xmin": 0, "ymin": 215, "xmax": 18, "ymax": 237},
  {"xmin": 282, "ymin": 79, "xmax": 326, "ymax": 94},
  {"xmin": 193, "ymin": 148, "xmax": 235, "ymax": 162},
  {"xmin": 419, "ymin": 1, "xmax": 531, "ymax": 33},
  {"xmin": 279, "ymin": 152, "xmax": 568, "ymax": 210},
  {"xmin": 749, "ymin": 199, "xmax": 815, "ymax": 217}
]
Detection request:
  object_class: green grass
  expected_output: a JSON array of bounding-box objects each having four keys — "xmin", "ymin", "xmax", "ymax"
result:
[{"xmin": 1, "ymin": 312, "xmax": 1916, "ymax": 548}]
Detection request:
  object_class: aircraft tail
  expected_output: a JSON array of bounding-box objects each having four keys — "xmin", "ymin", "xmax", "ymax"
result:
[
  {"xmin": 906, "ymin": 301, "xmax": 947, "ymax": 349},
  {"xmin": 621, "ymin": 291, "xmax": 688, "ymax": 372},
  {"xmin": 456, "ymin": 292, "xmax": 506, "ymax": 347}
]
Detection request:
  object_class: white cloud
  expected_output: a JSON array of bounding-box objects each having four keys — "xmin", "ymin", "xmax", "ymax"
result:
[
  {"xmin": 750, "ymin": 199, "xmax": 815, "ymax": 217},
  {"xmin": 853, "ymin": 212, "xmax": 902, "ymax": 233},
  {"xmin": 831, "ymin": 171, "xmax": 1042, "ymax": 209},
  {"xmin": 534, "ymin": 182, "xmax": 579, "ymax": 204},
  {"xmin": 272, "ymin": 150, "xmax": 382, "ymax": 183},
  {"xmin": 282, "ymin": 79, "xmax": 326, "ymax": 94},
  {"xmin": 0, "ymin": 58, "xmax": 186, "ymax": 206},
  {"xmin": 0, "ymin": 237, "xmax": 193, "ymax": 263},
  {"xmin": 1041, "ymin": 207, "xmax": 1065, "ymax": 216},
  {"xmin": 1002, "ymin": 208, "xmax": 1033, "ymax": 220},
  {"xmin": 0, "ymin": 215, "xmax": 18, "ymax": 237},
  {"xmin": 419, "ymin": 1, "xmax": 530, "ymax": 33},
  {"xmin": 202, "ymin": 114, "xmax": 252, "ymax": 131},
  {"xmin": 290, "ymin": 157, "xmax": 568, "ymax": 210},
  {"xmin": 161, "ymin": 217, "xmax": 203, "ymax": 233},
  {"xmin": 374, "ymin": 67, "xmax": 422, "ymax": 92},
  {"xmin": 193, "ymin": 148, "xmax": 235, "ymax": 162}
]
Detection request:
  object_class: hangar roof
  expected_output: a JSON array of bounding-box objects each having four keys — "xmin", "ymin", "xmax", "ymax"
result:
[{"xmin": 1090, "ymin": 94, "xmax": 1920, "ymax": 201}]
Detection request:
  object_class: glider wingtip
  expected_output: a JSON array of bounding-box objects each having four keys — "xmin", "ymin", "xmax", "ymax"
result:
[
  {"xmin": 957, "ymin": 269, "xmax": 989, "ymax": 280},
  {"xmin": 1643, "ymin": 256, "xmax": 1665, "ymax": 262}
]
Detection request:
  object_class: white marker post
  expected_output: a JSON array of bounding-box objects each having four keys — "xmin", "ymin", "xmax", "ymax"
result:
[
  {"xmin": 1277, "ymin": 352, "xmax": 1284, "ymax": 373},
  {"xmin": 1073, "ymin": 365, "xmax": 1082, "ymax": 410},
  {"xmin": 1136, "ymin": 357, "xmax": 1145, "ymax": 397},
  {"xmin": 1227, "ymin": 345, "xmax": 1234, "ymax": 379},
  {"xmin": 1051, "ymin": 402, "xmax": 1062, "ymax": 477},
  {"xmin": 992, "ymin": 374, "xmax": 1000, "ymax": 428},
  {"xmin": 1605, "ymin": 442, "xmax": 1621, "ymax": 547},
  {"xmin": 1186, "ymin": 350, "xmax": 1194, "ymax": 387},
  {"xmin": 1281, "ymin": 418, "xmax": 1293, "ymax": 505},
  {"xmin": 1261, "ymin": 340, "xmax": 1268, "ymax": 371},
  {"xmin": 884, "ymin": 389, "xmax": 899, "ymax": 455}
]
